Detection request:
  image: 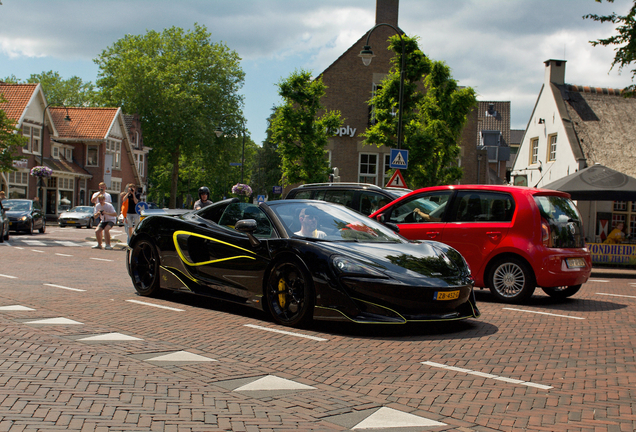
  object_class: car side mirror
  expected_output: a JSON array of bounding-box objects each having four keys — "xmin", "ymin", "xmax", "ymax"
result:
[
  {"xmin": 385, "ymin": 222, "xmax": 400, "ymax": 233},
  {"xmin": 376, "ymin": 214, "xmax": 385, "ymax": 223},
  {"xmin": 235, "ymin": 219, "xmax": 261, "ymax": 247}
]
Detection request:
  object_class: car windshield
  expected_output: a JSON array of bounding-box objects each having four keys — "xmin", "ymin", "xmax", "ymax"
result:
[
  {"xmin": 3, "ymin": 200, "xmax": 31, "ymax": 211},
  {"xmin": 68, "ymin": 206, "xmax": 93, "ymax": 214},
  {"xmin": 534, "ymin": 195, "xmax": 585, "ymax": 248},
  {"xmin": 268, "ymin": 201, "xmax": 404, "ymax": 243}
]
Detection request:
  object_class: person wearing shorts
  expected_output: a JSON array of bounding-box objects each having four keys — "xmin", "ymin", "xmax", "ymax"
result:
[
  {"xmin": 93, "ymin": 194, "xmax": 117, "ymax": 250},
  {"xmin": 121, "ymin": 183, "xmax": 140, "ymax": 244}
]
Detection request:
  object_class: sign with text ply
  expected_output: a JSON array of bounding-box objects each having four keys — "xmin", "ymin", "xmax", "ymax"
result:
[
  {"xmin": 389, "ymin": 148, "xmax": 408, "ymax": 169},
  {"xmin": 386, "ymin": 169, "xmax": 408, "ymax": 189}
]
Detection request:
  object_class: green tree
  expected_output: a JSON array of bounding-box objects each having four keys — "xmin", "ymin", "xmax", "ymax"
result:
[
  {"xmin": 27, "ymin": 71, "xmax": 97, "ymax": 106},
  {"xmin": 0, "ymin": 95, "xmax": 27, "ymax": 172},
  {"xmin": 94, "ymin": 24, "xmax": 245, "ymax": 208},
  {"xmin": 585, "ymin": 0, "xmax": 636, "ymax": 96},
  {"xmin": 251, "ymin": 108, "xmax": 283, "ymax": 198},
  {"xmin": 364, "ymin": 35, "xmax": 477, "ymax": 188},
  {"xmin": 271, "ymin": 69, "xmax": 342, "ymax": 186}
]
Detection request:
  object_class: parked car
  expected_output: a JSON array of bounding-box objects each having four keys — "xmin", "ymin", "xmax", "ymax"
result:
[
  {"xmin": 370, "ymin": 185, "xmax": 592, "ymax": 303},
  {"xmin": 285, "ymin": 183, "xmax": 411, "ymax": 216},
  {"xmin": 3, "ymin": 199, "xmax": 45, "ymax": 234},
  {"xmin": 127, "ymin": 198, "xmax": 480, "ymax": 327},
  {"xmin": 0, "ymin": 200, "xmax": 9, "ymax": 242},
  {"xmin": 58, "ymin": 206, "xmax": 97, "ymax": 228}
]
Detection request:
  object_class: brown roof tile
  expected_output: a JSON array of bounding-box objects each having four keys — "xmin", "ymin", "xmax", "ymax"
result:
[
  {"xmin": 50, "ymin": 106, "xmax": 119, "ymax": 140},
  {"xmin": 0, "ymin": 83, "xmax": 38, "ymax": 122}
]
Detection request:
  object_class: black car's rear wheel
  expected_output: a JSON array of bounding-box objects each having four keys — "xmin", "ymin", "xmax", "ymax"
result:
[
  {"xmin": 488, "ymin": 257, "xmax": 536, "ymax": 303},
  {"xmin": 541, "ymin": 284, "xmax": 582, "ymax": 299},
  {"xmin": 27, "ymin": 220, "xmax": 34, "ymax": 235},
  {"xmin": 130, "ymin": 239, "xmax": 161, "ymax": 296},
  {"xmin": 266, "ymin": 258, "xmax": 314, "ymax": 327},
  {"xmin": 39, "ymin": 221, "xmax": 45, "ymax": 233}
]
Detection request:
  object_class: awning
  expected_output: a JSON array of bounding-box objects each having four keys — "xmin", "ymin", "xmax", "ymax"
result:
[{"xmin": 543, "ymin": 164, "xmax": 636, "ymax": 201}]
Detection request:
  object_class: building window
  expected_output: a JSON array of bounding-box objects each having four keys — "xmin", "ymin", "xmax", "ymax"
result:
[
  {"xmin": 612, "ymin": 201, "xmax": 634, "ymax": 238},
  {"xmin": 106, "ymin": 139, "xmax": 121, "ymax": 170},
  {"xmin": 22, "ymin": 125, "xmax": 41, "ymax": 154},
  {"xmin": 65, "ymin": 148, "xmax": 73, "ymax": 161},
  {"xmin": 87, "ymin": 145, "xmax": 99, "ymax": 166},
  {"xmin": 548, "ymin": 134, "xmax": 557, "ymax": 161},
  {"xmin": 384, "ymin": 154, "xmax": 392, "ymax": 185},
  {"xmin": 530, "ymin": 137, "xmax": 539, "ymax": 164},
  {"xmin": 134, "ymin": 153, "xmax": 144, "ymax": 177},
  {"xmin": 8, "ymin": 171, "xmax": 28, "ymax": 198},
  {"xmin": 58, "ymin": 177, "xmax": 74, "ymax": 212},
  {"xmin": 52, "ymin": 146, "xmax": 60, "ymax": 159},
  {"xmin": 359, "ymin": 153, "xmax": 378, "ymax": 184}
]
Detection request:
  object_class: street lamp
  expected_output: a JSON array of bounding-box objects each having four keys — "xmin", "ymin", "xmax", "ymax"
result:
[
  {"xmin": 359, "ymin": 23, "xmax": 406, "ymax": 149},
  {"xmin": 215, "ymin": 116, "xmax": 246, "ymax": 184},
  {"xmin": 39, "ymin": 104, "xmax": 71, "ymax": 201}
]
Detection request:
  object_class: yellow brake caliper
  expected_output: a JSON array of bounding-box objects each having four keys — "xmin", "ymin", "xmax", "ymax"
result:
[{"xmin": 277, "ymin": 278, "xmax": 287, "ymax": 308}]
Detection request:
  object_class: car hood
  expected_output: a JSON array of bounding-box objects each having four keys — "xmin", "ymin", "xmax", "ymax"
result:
[
  {"xmin": 60, "ymin": 212, "xmax": 91, "ymax": 218},
  {"xmin": 316, "ymin": 240, "xmax": 469, "ymax": 281}
]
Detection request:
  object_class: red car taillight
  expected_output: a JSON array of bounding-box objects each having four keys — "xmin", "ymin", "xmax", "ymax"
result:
[{"xmin": 541, "ymin": 218, "xmax": 552, "ymax": 247}]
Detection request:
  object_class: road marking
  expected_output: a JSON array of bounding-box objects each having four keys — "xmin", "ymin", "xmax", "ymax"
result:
[
  {"xmin": 589, "ymin": 279, "xmax": 610, "ymax": 283},
  {"xmin": 55, "ymin": 253, "xmax": 73, "ymax": 257},
  {"xmin": 90, "ymin": 258, "xmax": 113, "ymax": 262},
  {"xmin": 44, "ymin": 283, "xmax": 86, "ymax": 292},
  {"xmin": 54, "ymin": 241, "xmax": 83, "ymax": 247},
  {"xmin": 0, "ymin": 274, "xmax": 17, "ymax": 279},
  {"xmin": 422, "ymin": 361, "xmax": 553, "ymax": 390},
  {"xmin": 125, "ymin": 299, "xmax": 185, "ymax": 311},
  {"xmin": 503, "ymin": 308, "xmax": 585, "ymax": 320},
  {"xmin": 31, "ymin": 250, "xmax": 45, "ymax": 253},
  {"xmin": 597, "ymin": 293, "xmax": 636, "ymax": 299},
  {"xmin": 244, "ymin": 324, "xmax": 328, "ymax": 341},
  {"xmin": 14, "ymin": 247, "xmax": 24, "ymax": 250}
]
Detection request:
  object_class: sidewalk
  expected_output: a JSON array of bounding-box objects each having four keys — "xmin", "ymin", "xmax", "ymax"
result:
[{"xmin": 591, "ymin": 265, "xmax": 636, "ymax": 279}]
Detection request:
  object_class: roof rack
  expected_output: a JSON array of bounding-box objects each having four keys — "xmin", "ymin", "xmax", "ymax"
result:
[{"xmin": 296, "ymin": 182, "xmax": 384, "ymax": 190}]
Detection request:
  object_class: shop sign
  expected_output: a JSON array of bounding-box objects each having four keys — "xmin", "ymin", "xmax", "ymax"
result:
[
  {"xmin": 332, "ymin": 125, "xmax": 357, "ymax": 138},
  {"xmin": 587, "ymin": 242, "xmax": 636, "ymax": 266}
]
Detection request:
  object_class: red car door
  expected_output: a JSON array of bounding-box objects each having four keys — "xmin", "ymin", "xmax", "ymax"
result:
[{"xmin": 386, "ymin": 191, "xmax": 453, "ymax": 242}]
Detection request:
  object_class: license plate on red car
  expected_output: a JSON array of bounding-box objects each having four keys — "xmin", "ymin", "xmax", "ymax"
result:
[
  {"xmin": 435, "ymin": 290, "xmax": 460, "ymax": 301},
  {"xmin": 566, "ymin": 258, "xmax": 586, "ymax": 268}
]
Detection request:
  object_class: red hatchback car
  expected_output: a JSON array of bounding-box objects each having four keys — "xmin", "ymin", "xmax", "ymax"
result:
[{"xmin": 370, "ymin": 185, "xmax": 592, "ymax": 303}]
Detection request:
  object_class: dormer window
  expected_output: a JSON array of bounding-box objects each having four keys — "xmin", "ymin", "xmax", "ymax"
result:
[
  {"xmin": 65, "ymin": 148, "xmax": 73, "ymax": 161},
  {"xmin": 52, "ymin": 146, "xmax": 60, "ymax": 159}
]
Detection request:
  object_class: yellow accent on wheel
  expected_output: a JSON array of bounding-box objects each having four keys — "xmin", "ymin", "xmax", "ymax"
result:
[{"xmin": 278, "ymin": 278, "xmax": 286, "ymax": 308}]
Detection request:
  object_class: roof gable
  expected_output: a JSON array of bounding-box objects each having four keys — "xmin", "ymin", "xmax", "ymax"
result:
[{"xmin": 0, "ymin": 83, "xmax": 39, "ymax": 123}]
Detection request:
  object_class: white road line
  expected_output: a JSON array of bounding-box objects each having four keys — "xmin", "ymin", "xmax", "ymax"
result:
[
  {"xmin": 597, "ymin": 292, "xmax": 636, "ymax": 299},
  {"xmin": 55, "ymin": 253, "xmax": 73, "ymax": 257},
  {"xmin": 44, "ymin": 283, "xmax": 86, "ymax": 292},
  {"xmin": 31, "ymin": 250, "xmax": 45, "ymax": 253},
  {"xmin": 125, "ymin": 299, "xmax": 185, "ymax": 311},
  {"xmin": 244, "ymin": 324, "xmax": 328, "ymax": 341},
  {"xmin": 422, "ymin": 361, "xmax": 553, "ymax": 390},
  {"xmin": 0, "ymin": 274, "xmax": 17, "ymax": 279},
  {"xmin": 90, "ymin": 258, "xmax": 113, "ymax": 262},
  {"xmin": 588, "ymin": 279, "xmax": 610, "ymax": 283},
  {"xmin": 54, "ymin": 241, "xmax": 83, "ymax": 247},
  {"xmin": 13, "ymin": 247, "xmax": 24, "ymax": 250},
  {"xmin": 503, "ymin": 308, "xmax": 585, "ymax": 320}
]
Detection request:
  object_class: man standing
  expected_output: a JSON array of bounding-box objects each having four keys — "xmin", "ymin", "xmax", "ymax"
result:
[
  {"xmin": 93, "ymin": 194, "xmax": 117, "ymax": 250},
  {"xmin": 120, "ymin": 183, "xmax": 140, "ymax": 243},
  {"xmin": 91, "ymin": 182, "xmax": 112, "ymax": 204}
]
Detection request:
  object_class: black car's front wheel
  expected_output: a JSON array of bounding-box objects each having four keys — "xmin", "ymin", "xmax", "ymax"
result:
[
  {"xmin": 488, "ymin": 257, "xmax": 536, "ymax": 303},
  {"xmin": 130, "ymin": 239, "xmax": 161, "ymax": 296},
  {"xmin": 39, "ymin": 221, "xmax": 46, "ymax": 234},
  {"xmin": 266, "ymin": 258, "xmax": 314, "ymax": 327},
  {"xmin": 541, "ymin": 284, "xmax": 582, "ymax": 299}
]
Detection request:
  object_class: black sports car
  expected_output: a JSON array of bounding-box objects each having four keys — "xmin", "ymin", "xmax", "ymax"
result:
[{"xmin": 127, "ymin": 198, "xmax": 480, "ymax": 327}]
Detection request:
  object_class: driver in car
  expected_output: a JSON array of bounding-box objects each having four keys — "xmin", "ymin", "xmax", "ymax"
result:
[{"xmin": 295, "ymin": 207, "xmax": 327, "ymax": 239}]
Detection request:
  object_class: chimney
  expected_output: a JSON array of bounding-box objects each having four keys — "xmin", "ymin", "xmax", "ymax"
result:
[
  {"xmin": 544, "ymin": 59, "xmax": 566, "ymax": 85},
  {"xmin": 376, "ymin": 0, "xmax": 399, "ymax": 27}
]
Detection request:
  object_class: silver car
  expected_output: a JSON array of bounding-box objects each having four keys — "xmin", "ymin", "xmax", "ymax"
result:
[{"xmin": 58, "ymin": 206, "xmax": 97, "ymax": 228}]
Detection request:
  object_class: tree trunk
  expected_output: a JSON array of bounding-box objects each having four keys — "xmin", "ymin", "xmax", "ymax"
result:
[{"xmin": 169, "ymin": 145, "xmax": 180, "ymax": 209}]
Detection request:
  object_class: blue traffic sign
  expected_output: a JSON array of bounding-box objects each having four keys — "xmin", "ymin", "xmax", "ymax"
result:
[
  {"xmin": 389, "ymin": 149, "xmax": 409, "ymax": 169},
  {"xmin": 272, "ymin": 186, "xmax": 283, "ymax": 195},
  {"xmin": 135, "ymin": 201, "xmax": 149, "ymax": 214},
  {"xmin": 257, "ymin": 195, "xmax": 266, "ymax": 203}
]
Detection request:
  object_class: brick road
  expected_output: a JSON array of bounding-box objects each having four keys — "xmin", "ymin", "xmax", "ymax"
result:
[{"xmin": 0, "ymin": 228, "xmax": 635, "ymax": 431}]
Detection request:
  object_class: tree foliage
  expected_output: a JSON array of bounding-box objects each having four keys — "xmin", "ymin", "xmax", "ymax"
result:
[
  {"xmin": 585, "ymin": 0, "xmax": 636, "ymax": 96},
  {"xmin": 94, "ymin": 24, "xmax": 245, "ymax": 208},
  {"xmin": 0, "ymin": 95, "xmax": 27, "ymax": 172},
  {"xmin": 364, "ymin": 35, "xmax": 477, "ymax": 188},
  {"xmin": 27, "ymin": 71, "xmax": 97, "ymax": 106},
  {"xmin": 271, "ymin": 70, "xmax": 342, "ymax": 186},
  {"xmin": 251, "ymin": 108, "xmax": 283, "ymax": 198}
]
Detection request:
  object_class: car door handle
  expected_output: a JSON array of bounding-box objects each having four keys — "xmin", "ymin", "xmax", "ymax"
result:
[
  {"xmin": 486, "ymin": 232, "xmax": 501, "ymax": 241},
  {"xmin": 426, "ymin": 231, "xmax": 440, "ymax": 239}
]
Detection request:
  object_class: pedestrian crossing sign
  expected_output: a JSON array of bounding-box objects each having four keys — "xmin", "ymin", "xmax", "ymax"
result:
[
  {"xmin": 389, "ymin": 149, "xmax": 408, "ymax": 169},
  {"xmin": 386, "ymin": 169, "xmax": 408, "ymax": 189}
]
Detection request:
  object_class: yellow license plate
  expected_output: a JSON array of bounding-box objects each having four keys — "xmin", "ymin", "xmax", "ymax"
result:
[
  {"xmin": 67, "ymin": 221, "xmax": 76, "ymax": 223},
  {"xmin": 435, "ymin": 290, "xmax": 460, "ymax": 301}
]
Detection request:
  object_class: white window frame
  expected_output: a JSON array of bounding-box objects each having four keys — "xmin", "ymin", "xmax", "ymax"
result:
[
  {"xmin": 21, "ymin": 124, "xmax": 41, "ymax": 155},
  {"xmin": 359, "ymin": 153, "xmax": 379, "ymax": 185},
  {"xmin": 548, "ymin": 134, "xmax": 557, "ymax": 162},
  {"xmin": 106, "ymin": 139, "xmax": 122, "ymax": 170},
  {"xmin": 530, "ymin": 137, "xmax": 539, "ymax": 165},
  {"xmin": 86, "ymin": 145, "xmax": 99, "ymax": 167}
]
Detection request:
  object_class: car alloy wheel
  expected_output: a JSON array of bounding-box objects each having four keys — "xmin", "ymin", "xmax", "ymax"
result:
[
  {"xmin": 130, "ymin": 239, "xmax": 161, "ymax": 296},
  {"xmin": 488, "ymin": 257, "xmax": 535, "ymax": 303},
  {"xmin": 28, "ymin": 220, "xmax": 34, "ymax": 235},
  {"xmin": 39, "ymin": 221, "xmax": 46, "ymax": 234},
  {"xmin": 266, "ymin": 258, "xmax": 314, "ymax": 327},
  {"xmin": 541, "ymin": 284, "xmax": 582, "ymax": 299}
]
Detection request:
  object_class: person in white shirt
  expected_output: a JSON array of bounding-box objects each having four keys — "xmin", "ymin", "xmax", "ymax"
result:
[
  {"xmin": 91, "ymin": 182, "xmax": 112, "ymax": 204},
  {"xmin": 93, "ymin": 194, "xmax": 117, "ymax": 250},
  {"xmin": 294, "ymin": 207, "xmax": 326, "ymax": 239}
]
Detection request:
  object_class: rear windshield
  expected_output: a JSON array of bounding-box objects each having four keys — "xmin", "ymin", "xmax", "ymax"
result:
[{"xmin": 534, "ymin": 196, "xmax": 585, "ymax": 248}]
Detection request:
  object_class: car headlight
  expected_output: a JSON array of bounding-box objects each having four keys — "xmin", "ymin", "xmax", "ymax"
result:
[
  {"xmin": 19, "ymin": 215, "xmax": 28, "ymax": 221},
  {"xmin": 332, "ymin": 256, "xmax": 388, "ymax": 278}
]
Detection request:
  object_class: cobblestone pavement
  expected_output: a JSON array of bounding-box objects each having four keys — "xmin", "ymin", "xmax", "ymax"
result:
[{"xmin": 1, "ymin": 234, "xmax": 636, "ymax": 431}]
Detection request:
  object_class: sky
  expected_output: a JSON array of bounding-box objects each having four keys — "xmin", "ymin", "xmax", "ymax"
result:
[{"xmin": 0, "ymin": 0, "xmax": 633, "ymax": 145}]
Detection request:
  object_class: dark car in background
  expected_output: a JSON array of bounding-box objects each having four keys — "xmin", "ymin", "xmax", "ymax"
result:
[
  {"xmin": 370, "ymin": 185, "xmax": 592, "ymax": 303},
  {"xmin": 0, "ymin": 200, "xmax": 9, "ymax": 242},
  {"xmin": 285, "ymin": 183, "xmax": 411, "ymax": 216},
  {"xmin": 3, "ymin": 199, "xmax": 45, "ymax": 234},
  {"xmin": 58, "ymin": 206, "xmax": 97, "ymax": 228}
]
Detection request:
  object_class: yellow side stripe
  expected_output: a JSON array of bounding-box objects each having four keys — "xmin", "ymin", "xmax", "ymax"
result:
[{"xmin": 172, "ymin": 230, "xmax": 256, "ymax": 267}]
